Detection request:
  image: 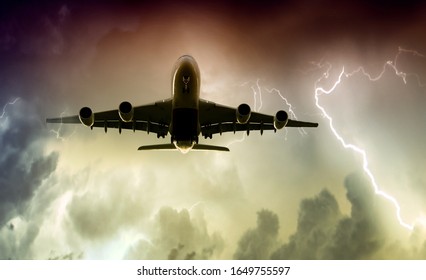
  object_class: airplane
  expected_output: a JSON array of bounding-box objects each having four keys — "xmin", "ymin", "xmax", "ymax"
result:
[{"xmin": 46, "ymin": 55, "xmax": 318, "ymax": 153}]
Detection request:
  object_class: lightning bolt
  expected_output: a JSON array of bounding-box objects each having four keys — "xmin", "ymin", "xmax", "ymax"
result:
[
  {"xmin": 0, "ymin": 99, "xmax": 76, "ymax": 141},
  {"xmin": 49, "ymin": 109, "xmax": 76, "ymax": 141},
  {"xmin": 314, "ymin": 47, "xmax": 426, "ymax": 231},
  {"xmin": 225, "ymin": 80, "xmax": 262, "ymax": 148},
  {"xmin": 188, "ymin": 201, "xmax": 206, "ymax": 212},
  {"xmin": 225, "ymin": 133, "xmax": 247, "ymax": 148},
  {"xmin": 252, "ymin": 78, "xmax": 263, "ymax": 112},
  {"xmin": 0, "ymin": 97, "xmax": 20, "ymax": 126},
  {"xmin": 226, "ymin": 79, "xmax": 306, "ymax": 147},
  {"xmin": 265, "ymin": 87, "xmax": 308, "ymax": 137}
]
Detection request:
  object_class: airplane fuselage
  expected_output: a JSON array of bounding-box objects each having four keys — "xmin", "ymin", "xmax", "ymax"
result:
[
  {"xmin": 47, "ymin": 55, "xmax": 318, "ymax": 153},
  {"xmin": 170, "ymin": 55, "xmax": 201, "ymax": 153}
]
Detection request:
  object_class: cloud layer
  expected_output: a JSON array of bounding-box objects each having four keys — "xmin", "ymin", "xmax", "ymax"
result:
[
  {"xmin": 233, "ymin": 173, "xmax": 426, "ymax": 260},
  {"xmin": 0, "ymin": 99, "xmax": 59, "ymax": 259},
  {"xmin": 0, "ymin": 0, "xmax": 425, "ymax": 259}
]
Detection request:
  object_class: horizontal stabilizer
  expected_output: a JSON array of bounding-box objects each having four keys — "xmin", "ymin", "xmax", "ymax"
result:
[
  {"xmin": 138, "ymin": 144, "xmax": 175, "ymax": 151},
  {"xmin": 192, "ymin": 144, "xmax": 229, "ymax": 151},
  {"xmin": 137, "ymin": 144, "xmax": 229, "ymax": 152}
]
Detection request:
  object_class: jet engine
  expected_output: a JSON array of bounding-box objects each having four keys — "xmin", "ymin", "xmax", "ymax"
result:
[
  {"xmin": 79, "ymin": 107, "xmax": 94, "ymax": 127},
  {"xmin": 274, "ymin": 110, "xmax": 288, "ymax": 130},
  {"xmin": 236, "ymin": 103, "xmax": 251, "ymax": 124},
  {"xmin": 119, "ymin": 101, "xmax": 134, "ymax": 122}
]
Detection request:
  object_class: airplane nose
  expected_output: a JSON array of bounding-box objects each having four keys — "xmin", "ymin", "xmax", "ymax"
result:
[{"xmin": 177, "ymin": 55, "xmax": 198, "ymax": 71}]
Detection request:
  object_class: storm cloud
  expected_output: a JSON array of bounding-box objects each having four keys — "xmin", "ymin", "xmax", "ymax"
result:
[
  {"xmin": 0, "ymin": 99, "xmax": 58, "ymax": 259},
  {"xmin": 271, "ymin": 188, "xmax": 341, "ymax": 259},
  {"xmin": 1, "ymin": 0, "xmax": 425, "ymax": 259},
  {"xmin": 273, "ymin": 173, "xmax": 387, "ymax": 259},
  {"xmin": 234, "ymin": 209, "xmax": 280, "ymax": 260},
  {"xmin": 125, "ymin": 207, "xmax": 224, "ymax": 260},
  {"xmin": 234, "ymin": 173, "xmax": 426, "ymax": 260}
]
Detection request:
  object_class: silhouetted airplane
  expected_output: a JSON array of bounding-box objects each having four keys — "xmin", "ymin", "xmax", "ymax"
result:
[{"xmin": 47, "ymin": 55, "xmax": 318, "ymax": 153}]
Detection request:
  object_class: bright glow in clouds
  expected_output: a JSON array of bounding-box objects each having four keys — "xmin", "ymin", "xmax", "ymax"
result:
[{"xmin": 2, "ymin": 1, "xmax": 426, "ymax": 260}]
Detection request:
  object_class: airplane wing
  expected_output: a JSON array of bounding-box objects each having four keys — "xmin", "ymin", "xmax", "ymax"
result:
[
  {"xmin": 46, "ymin": 99, "xmax": 172, "ymax": 136},
  {"xmin": 198, "ymin": 99, "xmax": 318, "ymax": 138}
]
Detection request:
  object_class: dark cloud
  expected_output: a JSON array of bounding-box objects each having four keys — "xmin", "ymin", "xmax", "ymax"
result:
[
  {"xmin": 0, "ymin": 98, "xmax": 59, "ymax": 259},
  {"xmin": 232, "ymin": 173, "xmax": 426, "ymax": 260},
  {"xmin": 271, "ymin": 173, "xmax": 388, "ymax": 259},
  {"xmin": 270, "ymin": 189, "xmax": 341, "ymax": 259},
  {"xmin": 234, "ymin": 209, "xmax": 279, "ymax": 260},
  {"xmin": 0, "ymin": 99, "xmax": 58, "ymax": 228},
  {"xmin": 325, "ymin": 174, "xmax": 386, "ymax": 259}
]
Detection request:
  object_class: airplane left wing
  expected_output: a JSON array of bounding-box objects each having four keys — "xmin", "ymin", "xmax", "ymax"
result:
[
  {"xmin": 46, "ymin": 99, "xmax": 172, "ymax": 136},
  {"xmin": 198, "ymin": 99, "xmax": 318, "ymax": 138}
]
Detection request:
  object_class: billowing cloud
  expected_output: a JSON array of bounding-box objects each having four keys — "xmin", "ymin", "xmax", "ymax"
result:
[
  {"xmin": 0, "ymin": 219, "xmax": 40, "ymax": 260},
  {"xmin": 233, "ymin": 173, "xmax": 426, "ymax": 260},
  {"xmin": 66, "ymin": 168, "xmax": 156, "ymax": 241},
  {"xmin": 1, "ymin": 0, "xmax": 425, "ymax": 260},
  {"xmin": 234, "ymin": 209, "xmax": 280, "ymax": 260},
  {"xmin": 0, "ymin": 99, "xmax": 58, "ymax": 228},
  {"xmin": 270, "ymin": 173, "xmax": 391, "ymax": 259},
  {"xmin": 125, "ymin": 207, "xmax": 224, "ymax": 260},
  {"xmin": 324, "ymin": 173, "xmax": 386, "ymax": 259},
  {"xmin": 271, "ymin": 189, "xmax": 341, "ymax": 259},
  {"xmin": 0, "ymin": 100, "xmax": 59, "ymax": 259}
]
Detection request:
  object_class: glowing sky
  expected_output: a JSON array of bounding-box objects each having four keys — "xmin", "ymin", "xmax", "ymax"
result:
[{"xmin": 1, "ymin": 0, "xmax": 426, "ymax": 259}]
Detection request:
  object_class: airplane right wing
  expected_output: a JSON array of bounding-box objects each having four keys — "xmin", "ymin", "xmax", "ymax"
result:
[{"xmin": 198, "ymin": 99, "xmax": 318, "ymax": 138}]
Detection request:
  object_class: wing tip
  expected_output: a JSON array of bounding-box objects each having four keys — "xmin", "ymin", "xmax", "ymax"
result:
[
  {"xmin": 192, "ymin": 144, "xmax": 230, "ymax": 152},
  {"xmin": 137, "ymin": 144, "xmax": 176, "ymax": 151},
  {"xmin": 46, "ymin": 118, "xmax": 57, "ymax": 123}
]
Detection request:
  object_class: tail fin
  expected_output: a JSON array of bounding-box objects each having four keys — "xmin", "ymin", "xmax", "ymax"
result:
[{"xmin": 137, "ymin": 144, "xmax": 229, "ymax": 152}]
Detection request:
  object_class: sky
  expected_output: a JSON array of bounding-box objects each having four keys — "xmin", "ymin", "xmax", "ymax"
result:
[{"xmin": 1, "ymin": 0, "xmax": 426, "ymax": 259}]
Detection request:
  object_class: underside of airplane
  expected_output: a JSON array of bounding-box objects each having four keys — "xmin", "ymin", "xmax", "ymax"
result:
[{"xmin": 47, "ymin": 55, "xmax": 318, "ymax": 153}]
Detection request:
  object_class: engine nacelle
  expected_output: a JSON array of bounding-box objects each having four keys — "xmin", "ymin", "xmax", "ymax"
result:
[
  {"xmin": 236, "ymin": 103, "xmax": 251, "ymax": 124},
  {"xmin": 79, "ymin": 107, "xmax": 94, "ymax": 127},
  {"xmin": 119, "ymin": 101, "xmax": 134, "ymax": 122},
  {"xmin": 274, "ymin": 110, "xmax": 288, "ymax": 130}
]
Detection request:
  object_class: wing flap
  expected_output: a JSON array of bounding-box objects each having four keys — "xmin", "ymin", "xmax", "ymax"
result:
[
  {"xmin": 201, "ymin": 122, "xmax": 276, "ymax": 137},
  {"xmin": 92, "ymin": 120, "xmax": 169, "ymax": 135}
]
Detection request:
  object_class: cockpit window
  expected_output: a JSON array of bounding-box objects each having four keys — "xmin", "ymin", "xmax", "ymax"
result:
[
  {"xmin": 183, "ymin": 75, "xmax": 190, "ymax": 93},
  {"xmin": 183, "ymin": 75, "xmax": 190, "ymax": 84}
]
